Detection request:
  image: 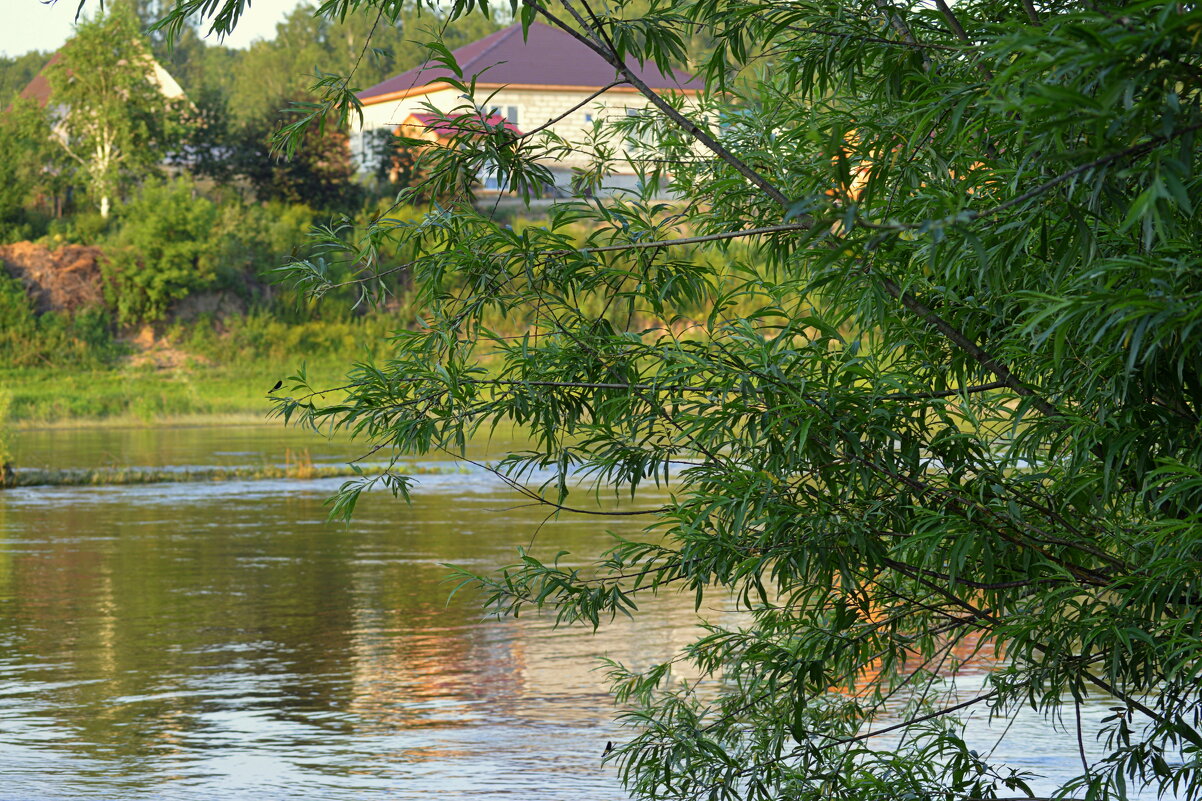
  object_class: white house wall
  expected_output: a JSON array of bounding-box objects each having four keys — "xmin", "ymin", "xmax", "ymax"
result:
[{"xmin": 356, "ymin": 86, "xmax": 696, "ymax": 175}]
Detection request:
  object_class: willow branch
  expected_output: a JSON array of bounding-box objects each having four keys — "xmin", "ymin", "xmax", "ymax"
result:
[
  {"xmin": 517, "ymin": 79, "xmax": 628, "ymax": 140},
  {"xmin": 933, "ymin": 0, "xmax": 994, "ymax": 80},
  {"xmin": 320, "ymin": 222, "xmax": 813, "ymax": 289},
  {"xmin": 528, "ymin": 0, "xmax": 792, "ymax": 207},
  {"xmin": 523, "ymin": 0, "xmax": 1072, "ymax": 429}
]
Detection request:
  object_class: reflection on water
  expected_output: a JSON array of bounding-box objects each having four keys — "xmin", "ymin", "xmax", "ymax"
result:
[
  {"xmin": 0, "ymin": 426, "xmax": 713, "ymax": 800},
  {"xmin": 0, "ymin": 426, "xmax": 1162, "ymax": 799}
]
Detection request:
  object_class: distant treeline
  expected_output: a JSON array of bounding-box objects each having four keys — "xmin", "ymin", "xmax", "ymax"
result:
[{"xmin": 0, "ymin": 50, "xmax": 47, "ymax": 108}]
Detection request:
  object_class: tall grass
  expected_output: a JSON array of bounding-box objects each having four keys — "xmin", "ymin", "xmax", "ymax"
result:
[
  {"xmin": 2, "ymin": 360, "xmax": 349, "ymax": 427},
  {"xmin": 0, "ymin": 389, "xmax": 12, "ymax": 464}
]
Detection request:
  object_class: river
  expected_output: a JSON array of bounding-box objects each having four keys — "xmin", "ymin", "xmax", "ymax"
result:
[{"xmin": 0, "ymin": 425, "xmax": 1160, "ymax": 799}]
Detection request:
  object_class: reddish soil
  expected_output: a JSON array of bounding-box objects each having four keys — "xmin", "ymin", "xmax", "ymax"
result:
[{"xmin": 0, "ymin": 241, "xmax": 106, "ymax": 313}]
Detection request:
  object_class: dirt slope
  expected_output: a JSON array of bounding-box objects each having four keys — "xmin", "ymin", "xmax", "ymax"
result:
[{"xmin": 0, "ymin": 241, "xmax": 105, "ymax": 313}]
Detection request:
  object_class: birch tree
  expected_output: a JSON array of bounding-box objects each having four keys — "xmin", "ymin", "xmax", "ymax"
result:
[{"xmin": 49, "ymin": 7, "xmax": 181, "ymax": 218}]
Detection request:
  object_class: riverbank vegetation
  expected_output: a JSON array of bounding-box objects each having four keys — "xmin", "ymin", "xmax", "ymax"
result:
[
  {"xmin": 0, "ymin": 2, "xmax": 501, "ymax": 426},
  {"xmin": 2, "ymin": 451, "xmax": 461, "ymax": 488}
]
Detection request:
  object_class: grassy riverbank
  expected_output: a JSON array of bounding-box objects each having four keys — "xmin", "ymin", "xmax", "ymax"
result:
[{"xmin": 1, "ymin": 361, "xmax": 347, "ymax": 429}]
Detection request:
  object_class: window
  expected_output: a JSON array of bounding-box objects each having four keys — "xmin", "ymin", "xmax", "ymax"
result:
[{"xmin": 488, "ymin": 105, "xmax": 519, "ymax": 125}]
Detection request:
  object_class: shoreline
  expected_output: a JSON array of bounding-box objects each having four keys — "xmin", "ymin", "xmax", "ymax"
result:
[
  {"xmin": 2, "ymin": 460, "xmax": 460, "ymax": 489},
  {"xmin": 0, "ymin": 361, "xmax": 347, "ymax": 433},
  {"xmin": 11, "ymin": 411, "xmax": 279, "ymax": 432}
]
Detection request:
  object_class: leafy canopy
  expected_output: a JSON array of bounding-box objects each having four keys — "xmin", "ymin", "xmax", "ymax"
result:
[
  {"xmin": 102, "ymin": 178, "xmax": 220, "ymax": 324},
  {"xmin": 164, "ymin": 0, "xmax": 1202, "ymax": 799}
]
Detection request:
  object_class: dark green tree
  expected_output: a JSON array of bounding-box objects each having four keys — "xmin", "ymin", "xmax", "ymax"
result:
[
  {"xmin": 187, "ymin": 96, "xmax": 361, "ymax": 210},
  {"xmin": 0, "ymin": 99, "xmax": 66, "ymax": 237}
]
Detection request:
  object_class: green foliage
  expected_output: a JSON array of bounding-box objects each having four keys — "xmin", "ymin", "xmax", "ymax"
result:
[
  {"xmin": 0, "ymin": 50, "xmax": 50, "ymax": 108},
  {"xmin": 210, "ymin": 199, "xmax": 317, "ymax": 280},
  {"xmin": 101, "ymin": 179, "xmax": 220, "ymax": 324},
  {"xmin": 0, "ymin": 100, "xmax": 62, "ymax": 242},
  {"xmin": 201, "ymin": 0, "xmax": 1202, "ymax": 800},
  {"xmin": 0, "ymin": 270, "xmax": 120, "ymax": 367}
]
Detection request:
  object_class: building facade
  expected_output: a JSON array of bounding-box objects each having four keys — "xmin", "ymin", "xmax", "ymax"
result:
[{"xmin": 354, "ymin": 21, "xmax": 703, "ymax": 194}]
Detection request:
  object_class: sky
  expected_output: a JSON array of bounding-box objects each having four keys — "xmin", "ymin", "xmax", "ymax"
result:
[{"xmin": 2, "ymin": 0, "xmax": 310, "ymax": 57}]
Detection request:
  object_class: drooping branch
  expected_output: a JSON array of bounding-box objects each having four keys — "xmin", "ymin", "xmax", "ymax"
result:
[
  {"xmin": 517, "ymin": 80, "xmax": 629, "ymax": 140},
  {"xmin": 526, "ymin": 0, "xmax": 793, "ymax": 207}
]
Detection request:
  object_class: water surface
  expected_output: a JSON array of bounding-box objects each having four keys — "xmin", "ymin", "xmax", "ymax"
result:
[{"xmin": 0, "ymin": 425, "xmax": 1163, "ymax": 799}]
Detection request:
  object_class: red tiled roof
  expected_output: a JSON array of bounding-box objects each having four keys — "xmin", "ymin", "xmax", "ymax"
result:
[
  {"xmin": 18, "ymin": 52, "xmax": 63, "ymax": 107},
  {"xmin": 358, "ymin": 21, "xmax": 703, "ymax": 103},
  {"xmin": 407, "ymin": 112, "xmax": 524, "ymax": 137}
]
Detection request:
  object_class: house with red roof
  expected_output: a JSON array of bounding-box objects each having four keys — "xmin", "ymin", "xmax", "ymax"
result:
[{"xmin": 354, "ymin": 21, "xmax": 704, "ymax": 194}]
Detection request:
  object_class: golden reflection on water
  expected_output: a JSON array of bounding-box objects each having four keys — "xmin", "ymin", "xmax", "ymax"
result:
[{"xmin": 0, "ymin": 426, "xmax": 722, "ymax": 798}]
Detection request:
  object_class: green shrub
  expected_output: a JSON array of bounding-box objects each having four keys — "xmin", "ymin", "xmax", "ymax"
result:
[
  {"xmin": 0, "ymin": 270, "xmax": 121, "ymax": 367},
  {"xmin": 185, "ymin": 311, "xmax": 399, "ymax": 364},
  {"xmin": 102, "ymin": 179, "xmax": 220, "ymax": 324},
  {"xmin": 46, "ymin": 212, "xmax": 110, "ymax": 245},
  {"xmin": 209, "ymin": 199, "xmax": 315, "ymax": 291}
]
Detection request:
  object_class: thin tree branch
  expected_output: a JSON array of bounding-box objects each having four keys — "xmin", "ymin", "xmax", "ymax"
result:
[
  {"xmin": 969, "ymin": 122, "xmax": 1202, "ymax": 223},
  {"xmin": 321, "ymin": 221, "xmax": 813, "ymax": 290},
  {"xmin": 527, "ymin": 0, "xmax": 793, "ymax": 207},
  {"xmin": 448, "ymin": 449, "xmax": 669, "ymax": 516},
  {"xmin": 880, "ymin": 558, "xmax": 1074, "ymax": 591},
  {"xmin": 861, "ymin": 121, "xmax": 1202, "ymax": 235},
  {"xmin": 288, "ymin": 374, "xmax": 1014, "ymax": 405},
  {"xmin": 882, "ymin": 380, "xmax": 1008, "ymax": 400},
  {"xmin": 517, "ymin": 79, "xmax": 629, "ymax": 140},
  {"xmin": 1075, "ymin": 692, "xmax": 1091, "ymax": 778},
  {"xmin": 933, "ymin": 0, "xmax": 994, "ymax": 80},
  {"xmin": 777, "ymin": 21, "xmax": 959, "ymax": 51}
]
